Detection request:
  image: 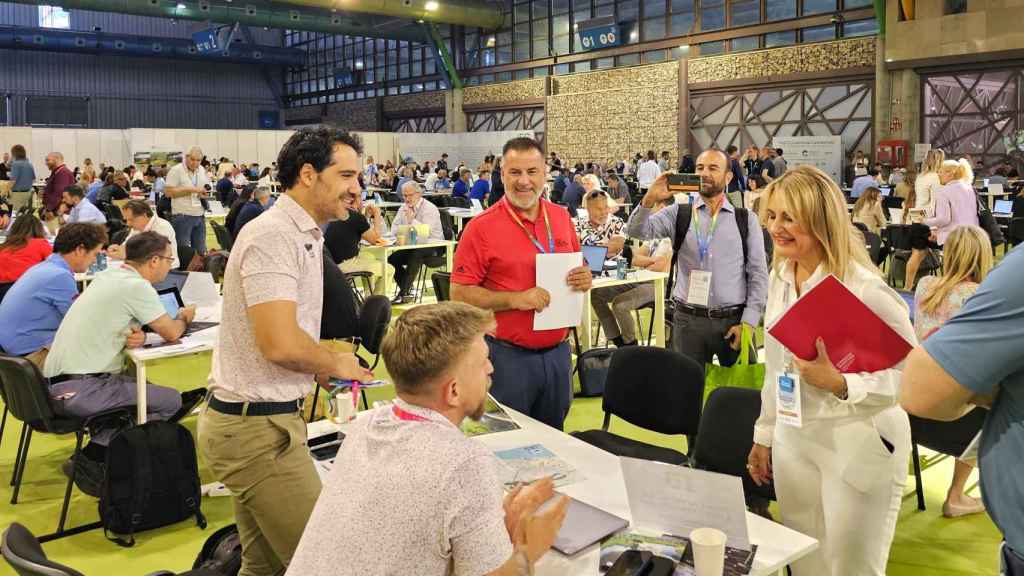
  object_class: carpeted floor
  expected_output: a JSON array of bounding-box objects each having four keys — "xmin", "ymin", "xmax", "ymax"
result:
[{"xmin": 0, "ymin": 347, "xmax": 1000, "ymax": 575}]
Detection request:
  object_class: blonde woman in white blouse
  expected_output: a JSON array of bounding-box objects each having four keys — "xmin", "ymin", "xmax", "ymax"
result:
[{"xmin": 747, "ymin": 166, "xmax": 916, "ymax": 576}]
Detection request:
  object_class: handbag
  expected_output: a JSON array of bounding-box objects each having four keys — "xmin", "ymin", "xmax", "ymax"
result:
[{"xmin": 703, "ymin": 324, "xmax": 765, "ymax": 403}]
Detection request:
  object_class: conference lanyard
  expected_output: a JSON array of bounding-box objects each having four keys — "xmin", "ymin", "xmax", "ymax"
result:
[
  {"xmin": 692, "ymin": 205, "xmax": 721, "ymax": 269},
  {"xmin": 392, "ymin": 404, "xmax": 428, "ymax": 422},
  {"xmin": 503, "ymin": 198, "xmax": 554, "ymax": 254}
]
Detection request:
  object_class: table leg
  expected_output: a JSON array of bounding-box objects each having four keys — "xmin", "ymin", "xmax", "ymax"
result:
[
  {"xmin": 579, "ymin": 290, "xmax": 593, "ymax": 353},
  {"xmin": 445, "ymin": 242, "xmax": 454, "ymax": 272},
  {"xmin": 136, "ymin": 360, "xmax": 147, "ymax": 424},
  {"xmin": 380, "ymin": 247, "xmax": 391, "ymax": 299},
  {"xmin": 653, "ymin": 276, "xmax": 666, "ymax": 348}
]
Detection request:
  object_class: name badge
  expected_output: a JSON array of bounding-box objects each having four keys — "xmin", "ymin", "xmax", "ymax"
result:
[
  {"xmin": 191, "ymin": 193, "xmax": 201, "ymax": 208},
  {"xmin": 687, "ymin": 270, "xmax": 712, "ymax": 308},
  {"xmin": 776, "ymin": 372, "xmax": 803, "ymax": 428}
]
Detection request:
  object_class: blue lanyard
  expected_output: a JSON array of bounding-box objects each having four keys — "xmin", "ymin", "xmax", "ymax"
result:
[{"xmin": 693, "ymin": 205, "xmax": 720, "ymax": 269}]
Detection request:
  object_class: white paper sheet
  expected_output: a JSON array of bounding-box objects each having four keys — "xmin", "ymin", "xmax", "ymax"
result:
[
  {"xmin": 621, "ymin": 456, "xmax": 751, "ymax": 551},
  {"xmin": 533, "ymin": 252, "xmax": 584, "ymax": 331},
  {"xmin": 182, "ymin": 271, "xmax": 221, "ymax": 307}
]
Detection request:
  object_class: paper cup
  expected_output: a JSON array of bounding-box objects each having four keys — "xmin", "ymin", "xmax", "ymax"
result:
[{"xmin": 690, "ymin": 527, "xmax": 727, "ymax": 576}]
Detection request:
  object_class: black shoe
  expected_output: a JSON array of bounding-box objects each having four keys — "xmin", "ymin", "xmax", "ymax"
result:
[
  {"xmin": 610, "ymin": 336, "xmax": 625, "ymax": 347},
  {"xmin": 170, "ymin": 387, "xmax": 207, "ymax": 423},
  {"xmin": 621, "ymin": 339, "xmax": 638, "ymax": 346},
  {"xmin": 390, "ymin": 293, "xmax": 407, "ymax": 305},
  {"xmin": 401, "ymin": 294, "xmax": 416, "ymax": 304}
]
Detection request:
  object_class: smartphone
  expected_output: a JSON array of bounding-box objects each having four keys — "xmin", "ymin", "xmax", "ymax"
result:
[
  {"xmin": 667, "ymin": 173, "xmax": 701, "ymax": 193},
  {"xmin": 309, "ymin": 431, "xmax": 346, "ymax": 461},
  {"xmin": 646, "ymin": 556, "xmax": 676, "ymax": 576},
  {"xmin": 606, "ymin": 550, "xmax": 653, "ymax": 576}
]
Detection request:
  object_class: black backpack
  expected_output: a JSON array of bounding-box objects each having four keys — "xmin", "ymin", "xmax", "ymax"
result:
[
  {"xmin": 192, "ymin": 524, "xmax": 242, "ymax": 576},
  {"xmin": 574, "ymin": 347, "xmax": 616, "ymax": 397},
  {"xmin": 100, "ymin": 421, "xmax": 207, "ymax": 547}
]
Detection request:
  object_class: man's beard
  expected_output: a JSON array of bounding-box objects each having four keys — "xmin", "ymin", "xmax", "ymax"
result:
[
  {"xmin": 507, "ymin": 189, "xmax": 540, "ymax": 210},
  {"xmin": 700, "ymin": 178, "xmax": 725, "ymax": 198},
  {"xmin": 467, "ymin": 397, "xmax": 487, "ymax": 421}
]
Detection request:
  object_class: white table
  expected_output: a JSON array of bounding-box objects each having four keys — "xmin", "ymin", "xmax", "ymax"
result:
[
  {"xmin": 126, "ymin": 303, "xmax": 220, "ymax": 424},
  {"xmin": 579, "ymin": 270, "xmax": 668, "ymax": 351},
  {"xmin": 311, "ymin": 405, "xmax": 818, "ymax": 575},
  {"xmin": 361, "ymin": 240, "xmax": 456, "ymax": 299},
  {"xmin": 443, "ymin": 207, "xmax": 478, "ymax": 235}
]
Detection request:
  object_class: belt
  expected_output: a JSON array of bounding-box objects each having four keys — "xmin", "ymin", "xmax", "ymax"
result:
[
  {"xmin": 49, "ymin": 373, "xmax": 106, "ymax": 385},
  {"xmin": 208, "ymin": 395, "xmax": 304, "ymax": 417},
  {"xmin": 485, "ymin": 335, "xmax": 566, "ymax": 355},
  {"xmin": 674, "ymin": 301, "xmax": 744, "ymax": 319}
]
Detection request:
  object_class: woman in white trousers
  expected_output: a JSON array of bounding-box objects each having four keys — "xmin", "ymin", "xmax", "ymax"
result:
[{"xmin": 748, "ymin": 166, "xmax": 917, "ymax": 576}]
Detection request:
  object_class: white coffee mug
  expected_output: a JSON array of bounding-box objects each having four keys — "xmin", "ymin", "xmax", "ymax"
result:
[{"xmin": 690, "ymin": 527, "xmax": 727, "ymax": 576}]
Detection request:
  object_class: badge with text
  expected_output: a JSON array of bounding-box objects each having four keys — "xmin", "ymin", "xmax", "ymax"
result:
[
  {"xmin": 687, "ymin": 270, "xmax": 712, "ymax": 308},
  {"xmin": 776, "ymin": 371, "xmax": 803, "ymax": 428}
]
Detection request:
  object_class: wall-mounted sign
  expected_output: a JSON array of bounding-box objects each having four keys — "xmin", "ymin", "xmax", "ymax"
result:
[
  {"xmin": 192, "ymin": 26, "xmax": 229, "ymax": 53},
  {"xmin": 577, "ymin": 17, "xmax": 620, "ymax": 51}
]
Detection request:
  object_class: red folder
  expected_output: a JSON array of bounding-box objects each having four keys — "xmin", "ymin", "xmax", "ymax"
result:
[{"xmin": 767, "ymin": 274, "xmax": 913, "ymax": 374}]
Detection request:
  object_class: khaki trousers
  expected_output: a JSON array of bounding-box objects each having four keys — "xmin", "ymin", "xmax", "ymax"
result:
[
  {"xmin": 339, "ymin": 253, "xmax": 392, "ymax": 295},
  {"xmin": 9, "ymin": 191, "xmax": 32, "ymax": 212},
  {"xmin": 198, "ymin": 408, "xmax": 322, "ymax": 576}
]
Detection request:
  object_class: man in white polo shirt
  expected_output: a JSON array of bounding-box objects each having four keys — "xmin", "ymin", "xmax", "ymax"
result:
[
  {"xmin": 106, "ymin": 200, "xmax": 178, "ymax": 268},
  {"xmin": 288, "ymin": 302, "xmax": 568, "ymax": 576},
  {"xmin": 165, "ymin": 146, "xmax": 210, "ymax": 255},
  {"xmin": 198, "ymin": 128, "xmax": 373, "ymax": 576}
]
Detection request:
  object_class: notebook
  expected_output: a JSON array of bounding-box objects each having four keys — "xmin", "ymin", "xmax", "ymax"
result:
[{"xmin": 767, "ymin": 274, "xmax": 913, "ymax": 373}]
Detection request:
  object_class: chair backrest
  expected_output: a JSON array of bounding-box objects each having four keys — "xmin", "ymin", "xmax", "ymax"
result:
[
  {"xmin": 357, "ymin": 295, "xmax": 392, "ymax": 355},
  {"xmin": 602, "ymin": 346, "xmax": 704, "ymax": 437},
  {"xmin": 448, "ymin": 197, "xmax": 470, "ymax": 209},
  {"xmin": 431, "ymin": 271, "xmax": 451, "ymax": 302},
  {"xmin": 864, "ymin": 231, "xmax": 882, "ymax": 264},
  {"xmin": 210, "ymin": 221, "xmax": 233, "ymax": 251},
  {"xmin": 692, "ymin": 387, "xmax": 775, "ymax": 502},
  {"xmin": 438, "ymin": 211, "xmax": 455, "ymax": 241},
  {"xmin": 1011, "ymin": 217, "xmax": 1024, "ymax": 243},
  {"xmin": 0, "ymin": 355, "xmax": 60, "ymax": 433},
  {"xmin": 177, "ymin": 244, "xmax": 196, "ymax": 271},
  {"xmin": 2, "ymin": 523, "xmax": 85, "ymax": 576},
  {"xmin": 852, "ymin": 221, "xmax": 869, "ymax": 235}
]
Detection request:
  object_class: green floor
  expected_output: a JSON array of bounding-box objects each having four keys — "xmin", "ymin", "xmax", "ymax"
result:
[{"xmin": 0, "ymin": 347, "xmax": 1000, "ymax": 575}]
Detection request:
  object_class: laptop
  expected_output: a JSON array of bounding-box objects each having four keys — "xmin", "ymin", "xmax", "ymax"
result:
[
  {"xmin": 879, "ymin": 186, "xmax": 892, "ymax": 197},
  {"xmin": 581, "ymin": 245, "xmax": 608, "ymax": 276},
  {"xmin": 470, "ymin": 198, "xmax": 484, "ymax": 214},
  {"xmin": 152, "ymin": 270, "xmax": 189, "ymax": 293},
  {"xmin": 994, "ymin": 199, "xmax": 1013, "ymax": 215},
  {"xmin": 156, "ymin": 287, "xmax": 219, "ymax": 336},
  {"xmin": 539, "ymin": 495, "xmax": 629, "ymax": 556}
]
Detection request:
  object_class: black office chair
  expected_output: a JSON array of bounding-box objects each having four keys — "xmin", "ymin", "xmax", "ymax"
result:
[
  {"xmin": 0, "ymin": 355, "xmax": 131, "ymax": 542},
  {"xmin": 205, "ymin": 252, "xmax": 228, "ymax": 285},
  {"xmin": 109, "ymin": 227, "xmax": 130, "ymax": 246},
  {"xmin": 1010, "ymin": 217, "xmax": 1024, "ymax": 247},
  {"xmin": 691, "ymin": 387, "xmax": 776, "ymax": 509},
  {"xmin": 210, "ymin": 220, "xmax": 233, "ymax": 252},
  {"xmin": 412, "ymin": 219, "xmax": 452, "ymax": 303},
  {"xmin": 571, "ymin": 347, "xmax": 704, "ymax": 465},
  {"xmin": 908, "ymin": 409, "xmax": 988, "ymax": 511},
  {"xmin": 431, "ymin": 271, "xmax": 451, "ymax": 302},
  {"xmin": 354, "ymin": 295, "xmax": 392, "ymax": 372},
  {"xmin": 345, "ymin": 271, "xmax": 375, "ymax": 306},
  {"xmin": 863, "ymin": 230, "xmax": 883, "ymax": 266},
  {"xmin": 0, "ymin": 282, "xmax": 13, "ymax": 306},
  {"xmin": 852, "ymin": 221, "xmax": 870, "ymax": 235},
  {"xmin": 2, "ymin": 522, "xmax": 84, "ymax": 576},
  {"xmin": 448, "ymin": 197, "xmax": 470, "ymax": 209},
  {"xmin": 177, "ymin": 245, "xmax": 195, "ymax": 271},
  {"xmin": 1, "ymin": 522, "xmax": 221, "ymax": 576}
]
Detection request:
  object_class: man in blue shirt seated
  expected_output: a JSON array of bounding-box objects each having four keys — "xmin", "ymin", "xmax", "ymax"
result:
[
  {"xmin": 901, "ymin": 246, "xmax": 1024, "ymax": 573},
  {"xmin": 61, "ymin": 185, "xmax": 107, "ymax": 225},
  {"xmin": 232, "ymin": 185, "xmax": 272, "ymax": 238},
  {"xmin": 850, "ymin": 167, "xmax": 882, "ymax": 200},
  {"xmin": 0, "ymin": 223, "xmax": 125, "ymax": 370},
  {"xmin": 85, "ymin": 176, "xmax": 104, "ymax": 203},
  {"xmin": 216, "ymin": 172, "xmax": 235, "ymax": 206},
  {"xmin": 434, "ymin": 168, "xmax": 452, "ymax": 192},
  {"xmin": 469, "ymin": 170, "xmax": 490, "ymax": 202},
  {"xmin": 561, "ymin": 173, "xmax": 585, "ymax": 218},
  {"xmin": 452, "ymin": 169, "xmax": 471, "ymax": 199}
]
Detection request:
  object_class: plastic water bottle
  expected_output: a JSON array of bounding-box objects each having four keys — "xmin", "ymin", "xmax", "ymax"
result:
[
  {"xmin": 97, "ymin": 252, "xmax": 108, "ymax": 271},
  {"xmin": 615, "ymin": 256, "xmax": 627, "ymax": 280},
  {"xmin": 409, "ymin": 226, "xmax": 418, "ymax": 245}
]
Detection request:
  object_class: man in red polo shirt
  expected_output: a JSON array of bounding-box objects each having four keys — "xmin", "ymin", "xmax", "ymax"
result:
[
  {"xmin": 451, "ymin": 137, "xmax": 591, "ymax": 430},
  {"xmin": 43, "ymin": 152, "xmax": 76, "ymax": 215}
]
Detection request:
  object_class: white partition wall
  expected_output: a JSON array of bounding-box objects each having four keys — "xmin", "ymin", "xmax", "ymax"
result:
[
  {"xmin": 0, "ymin": 127, "xmax": 33, "ymax": 163},
  {"xmin": 51, "ymin": 130, "xmax": 77, "ymax": 172},
  {"xmin": 216, "ymin": 131, "xmax": 239, "ymax": 164},
  {"xmin": 99, "ymin": 130, "xmax": 129, "ymax": 169},
  {"xmin": 256, "ymin": 131, "xmax": 278, "ymax": 167},
  {"xmin": 30, "ymin": 129, "xmax": 54, "ymax": 172},
  {"xmin": 75, "ymin": 130, "xmax": 101, "ymax": 169},
  {"xmin": 237, "ymin": 131, "xmax": 259, "ymax": 168}
]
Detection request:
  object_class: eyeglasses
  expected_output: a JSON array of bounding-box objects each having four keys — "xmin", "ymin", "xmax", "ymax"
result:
[
  {"xmin": 587, "ymin": 190, "xmax": 608, "ymax": 199},
  {"xmin": 155, "ymin": 255, "xmax": 175, "ymax": 263}
]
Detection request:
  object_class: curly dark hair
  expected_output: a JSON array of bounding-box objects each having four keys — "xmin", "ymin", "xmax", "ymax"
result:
[
  {"xmin": 53, "ymin": 223, "xmax": 108, "ymax": 255},
  {"xmin": 276, "ymin": 127, "xmax": 363, "ymax": 191}
]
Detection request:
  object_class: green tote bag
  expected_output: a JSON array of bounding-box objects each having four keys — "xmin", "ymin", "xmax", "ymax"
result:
[{"xmin": 702, "ymin": 324, "xmax": 766, "ymax": 403}]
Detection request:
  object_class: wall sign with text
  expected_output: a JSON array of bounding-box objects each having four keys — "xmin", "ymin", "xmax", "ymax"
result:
[{"xmin": 578, "ymin": 23, "xmax": 620, "ymax": 51}]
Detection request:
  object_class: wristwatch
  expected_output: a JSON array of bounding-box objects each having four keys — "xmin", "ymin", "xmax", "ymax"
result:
[{"xmin": 513, "ymin": 549, "xmax": 534, "ymax": 576}]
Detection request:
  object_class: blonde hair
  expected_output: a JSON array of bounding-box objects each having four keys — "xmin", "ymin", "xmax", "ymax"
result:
[
  {"xmin": 852, "ymin": 186, "xmax": 881, "ymax": 214},
  {"xmin": 938, "ymin": 159, "xmax": 972, "ymax": 183},
  {"xmin": 380, "ymin": 302, "xmax": 495, "ymax": 396},
  {"xmin": 581, "ymin": 174, "xmax": 602, "ymax": 191},
  {"xmin": 918, "ymin": 225, "xmax": 992, "ymax": 314},
  {"xmin": 760, "ymin": 165, "xmax": 878, "ymax": 281},
  {"xmin": 922, "ymin": 149, "xmax": 945, "ymax": 174}
]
